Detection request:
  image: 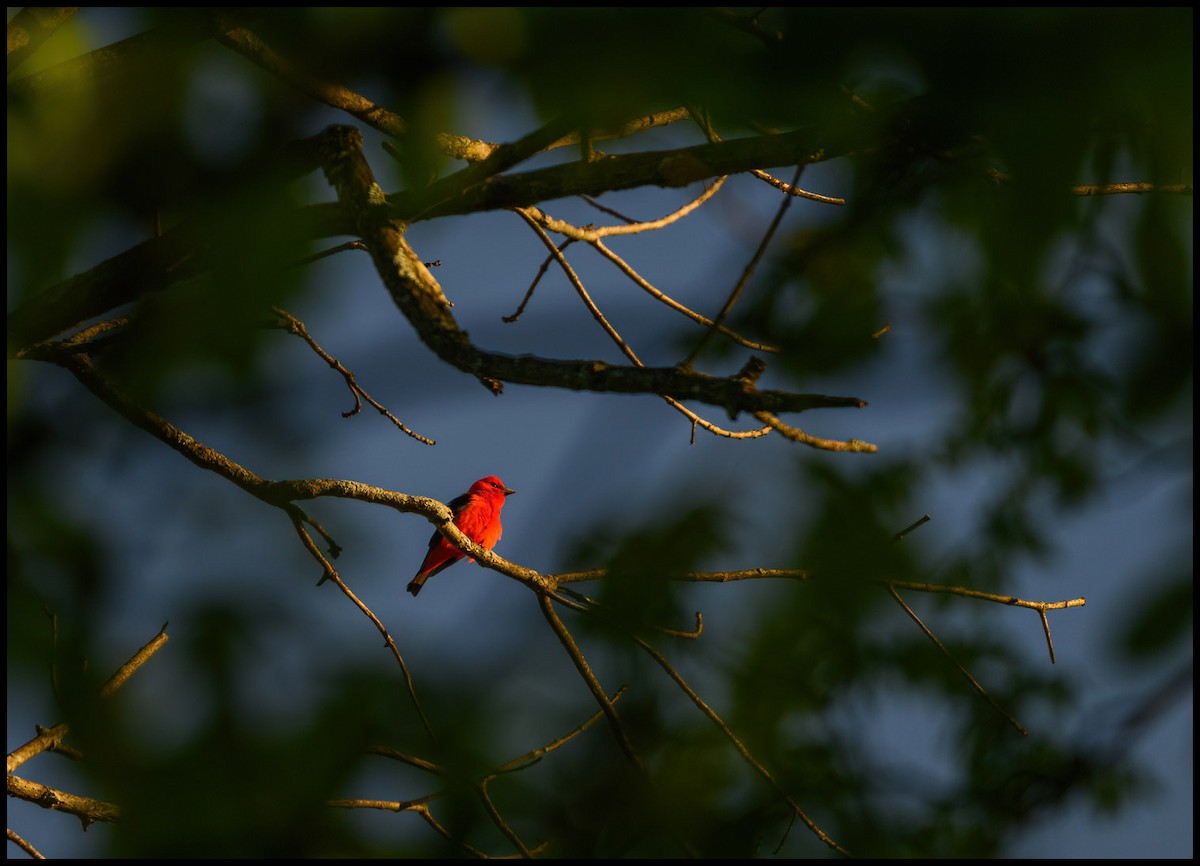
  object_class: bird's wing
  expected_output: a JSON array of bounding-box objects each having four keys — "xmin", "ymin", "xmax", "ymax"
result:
[{"xmin": 426, "ymin": 491, "xmax": 473, "ymax": 548}]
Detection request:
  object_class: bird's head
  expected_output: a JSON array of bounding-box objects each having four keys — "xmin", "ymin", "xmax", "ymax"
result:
[{"xmin": 472, "ymin": 476, "xmax": 516, "ymax": 498}]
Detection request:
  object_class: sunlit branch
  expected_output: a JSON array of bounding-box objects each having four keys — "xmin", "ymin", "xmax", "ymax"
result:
[
  {"xmin": 544, "ymin": 107, "xmax": 694, "ymax": 153},
  {"xmin": 6, "ymin": 827, "xmax": 46, "ymax": 860},
  {"xmin": 516, "ymin": 209, "xmax": 781, "ymax": 439},
  {"xmin": 755, "ymin": 410, "xmax": 878, "ymax": 452},
  {"xmin": 7, "ymin": 625, "xmax": 173, "ymax": 829},
  {"xmin": 521, "ymin": 177, "xmax": 727, "ymax": 240},
  {"xmin": 515, "ymin": 209, "xmax": 643, "ymax": 362},
  {"xmin": 6, "ymin": 725, "xmax": 71, "ymax": 776},
  {"xmin": 8, "ymin": 122, "xmax": 872, "ymax": 353},
  {"xmin": 549, "ymin": 567, "xmax": 812, "ymax": 586},
  {"xmin": 6, "ymin": 775, "xmax": 121, "ymax": 829},
  {"xmin": 99, "ymin": 625, "xmax": 169, "ymax": 699},
  {"xmin": 381, "ymin": 121, "xmax": 872, "ymax": 224},
  {"xmin": 289, "ymin": 238, "xmax": 370, "ymax": 265},
  {"xmin": 749, "ymin": 168, "xmax": 846, "ymax": 204},
  {"xmin": 883, "ymin": 579, "xmax": 1086, "ymax": 611},
  {"xmin": 885, "ymin": 578, "xmax": 1086, "ymax": 665},
  {"xmin": 548, "ymin": 567, "xmax": 1085, "ymax": 615},
  {"xmin": 315, "ymin": 125, "xmax": 865, "ymax": 414},
  {"xmin": 408, "ymin": 116, "xmax": 588, "ymax": 226},
  {"xmin": 8, "ymin": 624, "xmax": 168, "ymax": 775},
  {"xmin": 675, "ymin": 402, "xmax": 773, "ymax": 440},
  {"xmin": 1039, "ymin": 609, "xmax": 1057, "ymax": 665},
  {"xmin": 327, "ymin": 795, "xmax": 440, "ymax": 812},
  {"xmin": 1073, "ymin": 182, "xmax": 1192, "ymax": 196},
  {"xmin": 688, "ymin": 106, "xmax": 844, "ymax": 204}
]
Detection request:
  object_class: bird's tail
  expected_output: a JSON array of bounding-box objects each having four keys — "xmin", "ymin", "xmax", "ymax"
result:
[{"xmin": 406, "ymin": 574, "xmax": 427, "ymax": 596}]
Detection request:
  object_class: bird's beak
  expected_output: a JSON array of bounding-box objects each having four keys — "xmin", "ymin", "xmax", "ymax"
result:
[{"xmin": 504, "ymin": 486, "xmax": 516, "ymax": 496}]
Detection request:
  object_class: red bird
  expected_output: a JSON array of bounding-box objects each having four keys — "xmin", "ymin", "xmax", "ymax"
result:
[{"xmin": 407, "ymin": 476, "xmax": 515, "ymax": 596}]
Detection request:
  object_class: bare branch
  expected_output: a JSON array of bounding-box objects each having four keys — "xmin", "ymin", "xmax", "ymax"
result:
[
  {"xmin": 6, "ymin": 827, "xmax": 47, "ymax": 860},
  {"xmin": 318, "ymin": 124, "xmax": 868, "ymax": 419},
  {"xmin": 682, "ymin": 165, "xmax": 802, "ymax": 367},
  {"xmin": 1076, "ymin": 182, "xmax": 1191, "ymax": 196},
  {"xmin": 384, "ymin": 122, "xmax": 867, "ymax": 223},
  {"xmin": 269, "ymin": 306, "xmax": 436, "ymax": 444},
  {"xmin": 632, "ymin": 633, "xmax": 851, "ymax": 856},
  {"xmin": 6, "ymin": 725, "xmax": 70, "ymax": 775},
  {"xmin": 886, "ymin": 584, "xmax": 1029, "ymax": 736},
  {"xmin": 6, "ymin": 774, "xmax": 121, "ymax": 829},
  {"xmin": 516, "ymin": 208, "xmax": 779, "ymax": 439},
  {"xmin": 522, "ymin": 177, "xmax": 727, "ymax": 240},
  {"xmin": 98, "ymin": 625, "xmax": 169, "ymax": 699},
  {"xmin": 287, "ymin": 513, "xmax": 437, "ymax": 741},
  {"xmin": 755, "ymin": 411, "xmax": 878, "ymax": 452},
  {"xmin": 537, "ymin": 593, "xmax": 643, "ymax": 770},
  {"xmin": 589, "ymin": 236, "xmax": 779, "ymax": 354}
]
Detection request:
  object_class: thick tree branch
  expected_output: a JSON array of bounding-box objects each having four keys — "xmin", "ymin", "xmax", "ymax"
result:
[
  {"xmin": 317, "ymin": 124, "xmax": 868, "ymax": 417},
  {"xmin": 6, "ymin": 117, "xmax": 866, "ymax": 352},
  {"xmin": 383, "ymin": 121, "xmax": 867, "ymax": 222}
]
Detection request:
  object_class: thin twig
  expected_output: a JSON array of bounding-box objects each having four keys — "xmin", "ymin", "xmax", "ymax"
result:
[
  {"xmin": 682, "ymin": 164, "xmax": 804, "ymax": 367},
  {"xmin": 270, "ymin": 306, "xmax": 435, "ymax": 444},
  {"xmin": 687, "ymin": 105, "xmax": 843, "ymax": 204},
  {"xmin": 555, "ymin": 587, "xmax": 705, "ymax": 640},
  {"xmin": 474, "ymin": 786, "xmax": 534, "ymax": 859},
  {"xmin": 521, "ymin": 178, "xmax": 727, "ymax": 240},
  {"xmin": 893, "ymin": 514, "xmax": 931, "ymax": 541},
  {"xmin": 755, "ymin": 410, "xmax": 877, "ymax": 452},
  {"xmin": 99, "ymin": 624, "xmax": 169, "ymax": 699},
  {"xmin": 537, "ymin": 593, "xmax": 642, "ymax": 769},
  {"xmin": 287, "ymin": 513, "xmax": 437, "ymax": 742},
  {"xmin": 749, "ymin": 168, "xmax": 846, "ymax": 204},
  {"xmin": 631, "ymin": 633, "xmax": 851, "ymax": 856},
  {"xmin": 590, "ymin": 237, "xmax": 778, "ymax": 353},
  {"xmin": 516, "ymin": 209, "xmax": 776, "ymax": 439},
  {"xmin": 503, "ymin": 236, "xmax": 581, "ymax": 323},
  {"xmin": 6, "ymin": 827, "xmax": 47, "ymax": 860},
  {"xmin": 886, "ymin": 584, "xmax": 1028, "ymax": 736}
]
